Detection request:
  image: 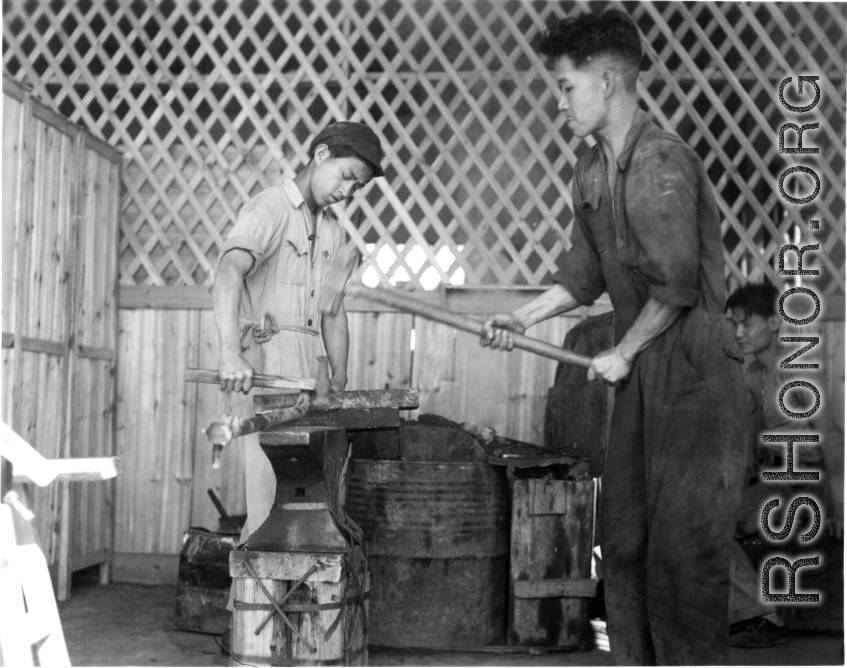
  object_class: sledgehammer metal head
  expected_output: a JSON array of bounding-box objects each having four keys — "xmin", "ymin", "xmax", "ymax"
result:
[{"xmin": 318, "ymin": 242, "xmax": 360, "ymax": 316}]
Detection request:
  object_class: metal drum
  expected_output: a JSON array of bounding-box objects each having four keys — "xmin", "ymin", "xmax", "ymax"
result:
[{"xmin": 344, "ymin": 422, "xmax": 510, "ymax": 648}]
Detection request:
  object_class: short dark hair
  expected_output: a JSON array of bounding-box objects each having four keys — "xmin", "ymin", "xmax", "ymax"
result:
[
  {"xmin": 725, "ymin": 281, "xmax": 780, "ymax": 318},
  {"xmin": 538, "ymin": 10, "xmax": 642, "ymax": 85}
]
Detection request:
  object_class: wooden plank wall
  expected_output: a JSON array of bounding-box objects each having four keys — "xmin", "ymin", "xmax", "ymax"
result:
[
  {"xmin": 3, "ymin": 79, "xmax": 122, "ymax": 596},
  {"xmin": 2, "ymin": 85, "xmax": 24, "ymax": 429},
  {"xmin": 4, "ymin": 90, "xmax": 77, "ymax": 568},
  {"xmin": 67, "ymin": 142, "xmax": 122, "ymax": 574},
  {"xmin": 410, "ymin": 316, "xmax": 580, "ymax": 444},
  {"xmin": 114, "ymin": 309, "xmax": 200, "ymax": 554}
]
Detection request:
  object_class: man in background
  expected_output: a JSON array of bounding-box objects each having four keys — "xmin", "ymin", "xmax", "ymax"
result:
[{"xmin": 726, "ymin": 281, "xmax": 841, "ymax": 648}]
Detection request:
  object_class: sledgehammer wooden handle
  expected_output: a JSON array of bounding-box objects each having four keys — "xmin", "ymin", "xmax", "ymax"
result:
[
  {"xmin": 185, "ymin": 369, "xmax": 316, "ymax": 391},
  {"xmin": 347, "ymin": 284, "xmax": 592, "ymax": 369}
]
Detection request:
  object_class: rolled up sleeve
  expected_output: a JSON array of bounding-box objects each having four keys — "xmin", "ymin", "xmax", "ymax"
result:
[
  {"xmin": 553, "ymin": 178, "xmax": 607, "ymax": 305},
  {"xmin": 627, "ymin": 147, "xmax": 700, "ymax": 307},
  {"xmin": 221, "ymin": 189, "xmax": 287, "ymax": 275}
]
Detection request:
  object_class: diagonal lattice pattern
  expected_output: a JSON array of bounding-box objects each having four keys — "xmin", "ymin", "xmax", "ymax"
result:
[{"xmin": 3, "ymin": 0, "xmax": 845, "ymax": 295}]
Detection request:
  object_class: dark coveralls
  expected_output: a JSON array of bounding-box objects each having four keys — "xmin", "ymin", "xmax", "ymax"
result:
[{"xmin": 554, "ymin": 109, "xmax": 747, "ymax": 665}]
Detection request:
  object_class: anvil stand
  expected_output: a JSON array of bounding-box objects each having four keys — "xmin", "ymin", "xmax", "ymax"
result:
[{"xmin": 246, "ymin": 427, "xmax": 350, "ymax": 553}]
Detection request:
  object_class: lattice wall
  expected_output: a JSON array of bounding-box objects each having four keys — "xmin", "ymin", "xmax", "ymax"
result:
[{"xmin": 4, "ymin": 0, "xmax": 845, "ymax": 296}]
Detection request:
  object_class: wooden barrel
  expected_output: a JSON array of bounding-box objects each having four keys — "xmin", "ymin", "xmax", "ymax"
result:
[
  {"xmin": 229, "ymin": 547, "xmax": 368, "ymax": 666},
  {"xmin": 345, "ymin": 423, "xmax": 510, "ymax": 648}
]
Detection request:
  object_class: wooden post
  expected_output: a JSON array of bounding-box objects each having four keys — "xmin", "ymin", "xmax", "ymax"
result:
[{"xmin": 56, "ymin": 127, "xmax": 83, "ymax": 602}]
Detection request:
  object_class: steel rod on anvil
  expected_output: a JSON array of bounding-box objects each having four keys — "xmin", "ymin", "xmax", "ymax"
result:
[
  {"xmin": 235, "ymin": 401, "xmax": 311, "ymax": 437},
  {"xmin": 253, "ymin": 388, "xmax": 420, "ymax": 414},
  {"xmin": 204, "ymin": 388, "xmax": 420, "ymax": 458},
  {"xmin": 346, "ymin": 285, "xmax": 592, "ymax": 369}
]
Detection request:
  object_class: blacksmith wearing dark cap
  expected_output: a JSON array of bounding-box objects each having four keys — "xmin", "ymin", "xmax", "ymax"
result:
[{"xmin": 212, "ymin": 121, "xmax": 383, "ymax": 589}]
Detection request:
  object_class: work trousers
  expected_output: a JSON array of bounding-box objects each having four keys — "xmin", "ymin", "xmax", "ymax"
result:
[{"xmin": 602, "ymin": 310, "xmax": 747, "ymax": 665}]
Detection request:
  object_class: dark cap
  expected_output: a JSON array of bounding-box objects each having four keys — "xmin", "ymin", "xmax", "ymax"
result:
[{"xmin": 309, "ymin": 121, "xmax": 384, "ymax": 177}]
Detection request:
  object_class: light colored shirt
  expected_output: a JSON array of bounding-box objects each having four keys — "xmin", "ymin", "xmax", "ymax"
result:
[{"xmin": 221, "ymin": 178, "xmax": 345, "ymax": 378}]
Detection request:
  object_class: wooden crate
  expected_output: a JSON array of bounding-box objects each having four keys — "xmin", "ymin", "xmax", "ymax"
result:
[
  {"xmin": 229, "ymin": 547, "xmax": 368, "ymax": 667},
  {"xmin": 509, "ymin": 477, "xmax": 596, "ymax": 649}
]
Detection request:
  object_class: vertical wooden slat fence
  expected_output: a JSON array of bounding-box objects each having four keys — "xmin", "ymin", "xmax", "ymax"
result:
[
  {"xmin": 114, "ymin": 308, "xmax": 199, "ymax": 555},
  {"xmin": 4, "ymin": 1, "xmax": 844, "ymax": 561},
  {"xmin": 410, "ymin": 316, "xmax": 581, "ymax": 443},
  {"xmin": 2, "ymin": 76, "xmax": 122, "ymax": 598},
  {"xmin": 68, "ymin": 138, "xmax": 122, "ymax": 581},
  {"xmin": 2, "ymin": 81, "xmax": 25, "ymax": 430}
]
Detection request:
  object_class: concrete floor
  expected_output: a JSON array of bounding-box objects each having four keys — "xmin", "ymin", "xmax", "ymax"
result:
[{"xmin": 57, "ymin": 583, "xmax": 843, "ymax": 667}]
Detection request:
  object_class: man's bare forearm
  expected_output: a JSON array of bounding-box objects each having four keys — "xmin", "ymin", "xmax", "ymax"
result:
[
  {"xmin": 618, "ymin": 298, "xmax": 683, "ymax": 363},
  {"xmin": 587, "ymin": 298, "xmax": 683, "ymax": 386},
  {"xmin": 213, "ymin": 262, "xmax": 246, "ymax": 357},
  {"xmin": 481, "ymin": 283, "xmax": 582, "ymax": 351},
  {"xmin": 212, "ymin": 250, "xmax": 256, "ymax": 392},
  {"xmin": 513, "ymin": 283, "xmax": 582, "ymax": 329},
  {"xmin": 321, "ymin": 305, "xmax": 350, "ymax": 390}
]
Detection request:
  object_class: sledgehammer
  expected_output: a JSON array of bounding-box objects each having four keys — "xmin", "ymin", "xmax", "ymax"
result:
[{"xmin": 319, "ymin": 244, "xmax": 592, "ymax": 370}]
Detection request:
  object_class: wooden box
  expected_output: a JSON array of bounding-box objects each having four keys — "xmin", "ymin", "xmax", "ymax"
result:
[{"xmin": 509, "ymin": 476, "xmax": 596, "ymax": 649}]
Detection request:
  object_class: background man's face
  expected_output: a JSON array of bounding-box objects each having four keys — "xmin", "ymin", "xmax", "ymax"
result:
[
  {"xmin": 554, "ymin": 55, "xmax": 607, "ymax": 138},
  {"xmin": 728, "ymin": 306, "xmax": 779, "ymax": 356}
]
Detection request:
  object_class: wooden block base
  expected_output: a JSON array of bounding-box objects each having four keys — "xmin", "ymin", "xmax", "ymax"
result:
[{"xmin": 229, "ymin": 547, "xmax": 368, "ymax": 667}]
